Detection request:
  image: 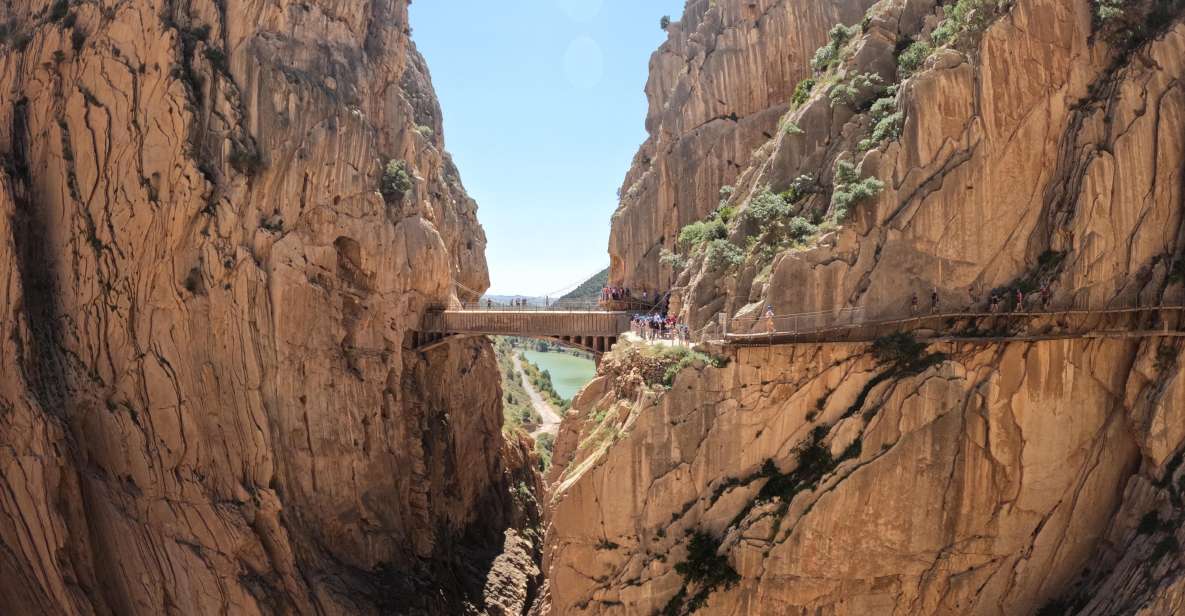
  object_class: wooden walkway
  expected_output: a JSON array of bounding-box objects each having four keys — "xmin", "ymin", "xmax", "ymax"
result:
[{"xmin": 725, "ymin": 306, "xmax": 1185, "ymax": 346}]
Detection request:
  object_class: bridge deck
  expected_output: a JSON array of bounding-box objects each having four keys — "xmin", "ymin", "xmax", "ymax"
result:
[{"xmin": 416, "ymin": 310, "xmax": 634, "ymax": 354}]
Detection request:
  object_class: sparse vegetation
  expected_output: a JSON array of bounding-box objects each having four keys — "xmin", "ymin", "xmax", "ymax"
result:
[
  {"xmin": 741, "ymin": 187, "xmax": 821, "ymax": 260},
  {"xmin": 858, "ymin": 95, "xmax": 903, "ymax": 151},
  {"xmin": 660, "ymin": 15, "xmax": 672, "ymax": 30},
  {"xmin": 380, "ymin": 159, "xmax": 413, "ymax": 204},
  {"xmin": 678, "ymin": 218, "xmax": 728, "ymax": 250},
  {"xmin": 535, "ymin": 432, "xmax": 555, "ymax": 470},
  {"xmin": 705, "ymin": 238, "xmax": 744, "ymax": 270},
  {"xmin": 897, "ymin": 40, "xmax": 932, "ymax": 77},
  {"xmin": 779, "ymin": 118, "xmax": 804, "ymax": 135},
  {"xmin": 493, "ymin": 337, "xmax": 542, "ymax": 434},
  {"xmin": 828, "ymin": 72, "xmax": 883, "ymax": 108},
  {"xmin": 1094, "ymin": 0, "xmax": 1185, "ymax": 46},
  {"xmin": 830, "ymin": 159, "xmax": 884, "ymax": 219},
  {"xmin": 811, "ymin": 23, "xmax": 860, "ymax": 72},
  {"xmin": 932, "ymin": 0, "xmax": 1010, "ymax": 49},
  {"xmin": 791, "ymin": 77, "xmax": 816, "ymax": 108},
  {"xmin": 600, "ymin": 342, "xmax": 727, "ymax": 394}
]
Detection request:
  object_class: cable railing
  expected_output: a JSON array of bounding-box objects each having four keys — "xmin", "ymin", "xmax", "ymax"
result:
[{"xmin": 721, "ymin": 303, "xmax": 1185, "ymax": 345}]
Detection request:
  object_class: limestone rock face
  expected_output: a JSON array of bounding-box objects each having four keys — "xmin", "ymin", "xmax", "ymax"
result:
[
  {"xmin": 0, "ymin": 1, "xmax": 536, "ymax": 614},
  {"xmin": 552, "ymin": 0, "xmax": 1185, "ymax": 614},
  {"xmin": 609, "ymin": 0, "xmax": 880, "ymax": 294},
  {"xmin": 544, "ymin": 338, "xmax": 1183, "ymax": 614}
]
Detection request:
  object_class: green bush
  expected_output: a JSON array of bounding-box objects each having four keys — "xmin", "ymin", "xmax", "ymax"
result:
[
  {"xmin": 780, "ymin": 118, "xmax": 804, "ymax": 135},
  {"xmin": 743, "ymin": 189, "xmax": 792, "ymax": 227},
  {"xmin": 810, "ymin": 23, "xmax": 860, "ymax": 72},
  {"xmin": 780, "ymin": 174, "xmax": 818, "ymax": 206},
  {"xmin": 380, "ymin": 159, "xmax": 413, "ymax": 203},
  {"xmin": 660, "ymin": 15, "xmax": 671, "ymax": 30},
  {"xmin": 791, "ymin": 77, "xmax": 816, "ymax": 108},
  {"xmin": 897, "ymin": 40, "xmax": 932, "ymax": 77},
  {"xmin": 830, "ymin": 159, "xmax": 883, "ymax": 219},
  {"xmin": 932, "ymin": 0, "xmax": 1000, "ymax": 47},
  {"xmin": 705, "ymin": 239, "xmax": 744, "ymax": 270},
  {"xmin": 660, "ymin": 248, "xmax": 688, "ymax": 271},
  {"xmin": 828, "ymin": 72, "xmax": 883, "ymax": 108},
  {"xmin": 678, "ymin": 218, "xmax": 727, "ymax": 250}
]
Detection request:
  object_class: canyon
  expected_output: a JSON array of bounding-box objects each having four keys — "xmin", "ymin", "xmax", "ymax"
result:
[{"xmin": 3, "ymin": 0, "xmax": 1185, "ymax": 615}]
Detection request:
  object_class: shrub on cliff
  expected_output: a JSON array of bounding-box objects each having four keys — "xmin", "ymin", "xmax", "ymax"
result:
[
  {"xmin": 705, "ymin": 239, "xmax": 743, "ymax": 270},
  {"xmin": 791, "ymin": 77, "xmax": 816, "ymax": 108},
  {"xmin": 831, "ymin": 159, "xmax": 884, "ymax": 219},
  {"xmin": 897, "ymin": 40, "xmax": 932, "ymax": 77},
  {"xmin": 811, "ymin": 23, "xmax": 859, "ymax": 72},
  {"xmin": 660, "ymin": 15, "xmax": 671, "ymax": 30},
  {"xmin": 381, "ymin": 159, "xmax": 413, "ymax": 204},
  {"xmin": 678, "ymin": 218, "xmax": 727, "ymax": 250}
]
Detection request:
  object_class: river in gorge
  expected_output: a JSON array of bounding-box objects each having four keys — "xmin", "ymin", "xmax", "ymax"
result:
[{"xmin": 520, "ymin": 349, "xmax": 597, "ymax": 401}]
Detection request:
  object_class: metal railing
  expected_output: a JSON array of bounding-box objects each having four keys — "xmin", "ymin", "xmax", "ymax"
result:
[
  {"xmin": 454, "ymin": 299, "xmax": 657, "ymax": 313},
  {"xmin": 721, "ymin": 304, "xmax": 1185, "ymax": 346}
]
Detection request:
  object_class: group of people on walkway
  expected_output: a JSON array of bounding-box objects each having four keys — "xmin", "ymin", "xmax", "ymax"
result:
[
  {"xmin": 909, "ymin": 283, "xmax": 1054, "ymax": 316},
  {"xmin": 481, "ymin": 297, "xmax": 548, "ymax": 309},
  {"xmin": 601, "ymin": 286, "xmax": 656, "ymax": 305},
  {"xmin": 632, "ymin": 314, "xmax": 691, "ymax": 344}
]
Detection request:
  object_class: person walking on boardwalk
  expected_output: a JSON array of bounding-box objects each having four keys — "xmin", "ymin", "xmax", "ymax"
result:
[
  {"xmin": 1040, "ymin": 284, "xmax": 1051, "ymax": 310},
  {"xmin": 931, "ymin": 288, "xmax": 940, "ymax": 314},
  {"xmin": 910, "ymin": 292, "xmax": 919, "ymax": 316},
  {"xmin": 765, "ymin": 305, "xmax": 776, "ymax": 336},
  {"xmin": 1015, "ymin": 289, "xmax": 1025, "ymax": 313}
]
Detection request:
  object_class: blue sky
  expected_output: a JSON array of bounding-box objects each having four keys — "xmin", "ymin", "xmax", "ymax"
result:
[{"xmin": 410, "ymin": 0, "xmax": 685, "ymax": 296}]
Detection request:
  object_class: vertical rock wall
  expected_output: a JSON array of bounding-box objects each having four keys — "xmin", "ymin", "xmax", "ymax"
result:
[
  {"xmin": 0, "ymin": 1, "xmax": 537, "ymax": 614},
  {"xmin": 609, "ymin": 0, "xmax": 880, "ymax": 294}
]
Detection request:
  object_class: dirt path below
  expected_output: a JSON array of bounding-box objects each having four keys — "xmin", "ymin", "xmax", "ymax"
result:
[{"xmin": 513, "ymin": 353, "xmax": 562, "ymax": 438}]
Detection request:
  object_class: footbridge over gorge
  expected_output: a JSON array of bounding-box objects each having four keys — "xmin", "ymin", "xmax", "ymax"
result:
[{"xmin": 412, "ymin": 306, "xmax": 635, "ymax": 355}]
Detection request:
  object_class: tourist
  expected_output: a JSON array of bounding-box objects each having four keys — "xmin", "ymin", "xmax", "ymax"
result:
[
  {"xmin": 765, "ymin": 305, "xmax": 775, "ymax": 335},
  {"xmin": 1015, "ymin": 289, "xmax": 1025, "ymax": 312},
  {"xmin": 910, "ymin": 292, "xmax": 919, "ymax": 316},
  {"xmin": 486, "ymin": 299, "xmax": 492, "ymax": 309},
  {"xmin": 931, "ymin": 288, "xmax": 940, "ymax": 314}
]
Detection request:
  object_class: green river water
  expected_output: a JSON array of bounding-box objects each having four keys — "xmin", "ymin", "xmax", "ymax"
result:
[{"xmin": 521, "ymin": 350, "xmax": 597, "ymax": 401}]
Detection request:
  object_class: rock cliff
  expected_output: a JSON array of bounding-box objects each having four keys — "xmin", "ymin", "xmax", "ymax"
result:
[
  {"xmin": 0, "ymin": 1, "xmax": 539, "ymax": 614},
  {"xmin": 546, "ymin": 0, "xmax": 1185, "ymax": 614}
]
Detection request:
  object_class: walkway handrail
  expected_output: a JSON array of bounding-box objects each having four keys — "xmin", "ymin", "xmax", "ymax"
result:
[{"xmin": 722, "ymin": 304, "xmax": 1185, "ymax": 344}]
